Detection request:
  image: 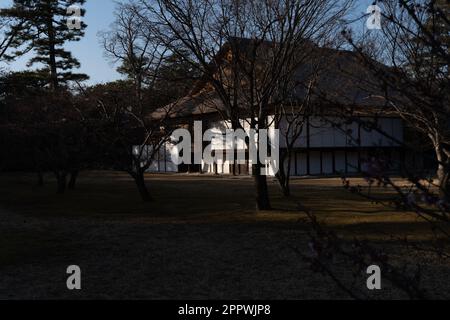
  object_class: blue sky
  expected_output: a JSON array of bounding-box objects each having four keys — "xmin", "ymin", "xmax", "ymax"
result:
[{"xmin": 0, "ymin": 0, "xmax": 374, "ymax": 85}]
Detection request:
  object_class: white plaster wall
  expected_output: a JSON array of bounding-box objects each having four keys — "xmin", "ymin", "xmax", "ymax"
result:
[
  {"xmin": 360, "ymin": 118, "xmax": 403, "ymax": 147},
  {"xmin": 145, "ymin": 143, "xmax": 179, "ymax": 173}
]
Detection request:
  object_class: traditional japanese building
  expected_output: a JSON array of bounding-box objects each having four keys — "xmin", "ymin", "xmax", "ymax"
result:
[{"xmin": 149, "ymin": 39, "xmax": 422, "ymax": 176}]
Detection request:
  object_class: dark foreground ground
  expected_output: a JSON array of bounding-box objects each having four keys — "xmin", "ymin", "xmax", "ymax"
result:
[{"xmin": 0, "ymin": 172, "xmax": 449, "ymax": 299}]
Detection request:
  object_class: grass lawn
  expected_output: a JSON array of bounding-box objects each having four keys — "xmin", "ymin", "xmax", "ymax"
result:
[{"xmin": 0, "ymin": 172, "xmax": 449, "ymax": 299}]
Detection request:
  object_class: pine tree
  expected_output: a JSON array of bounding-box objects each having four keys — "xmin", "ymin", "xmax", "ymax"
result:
[
  {"xmin": 418, "ymin": 0, "xmax": 450, "ymax": 76},
  {"xmin": 434, "ymin": 0, "xmax": 450, "ymax": 42},
  {"xmin": 1, "ymin": 0, "xmax": 89, "ymax": 90},
  {"xmin": 425, "ymin": 1, "xmax": 450, "ymax": 52}
]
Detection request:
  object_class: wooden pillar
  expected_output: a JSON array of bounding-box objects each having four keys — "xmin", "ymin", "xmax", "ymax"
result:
[
  {"xmin": 320, "ymin": 151, "xmax": 323, "ymax": 175},
  {"xmin": 332, "ymin": 150, "xmax": 336, "ymax": 175},
  {"xmin": 306, "ymin": 116, "xmax": 311, "ymax": 175},
  {"xmin": 357, "ymin": 134, "xmax": 362, "ymax": 172},
  {"xmin": 157, "ymin": 149, "xmax": 161, "ymax": 172},
  {"xmin": 345, "ymin": 149, "xmax": 348, "ymax": 174},
  {"xmin": 164, "ymin": 143, "xmax": 167, "ymax": 172}
]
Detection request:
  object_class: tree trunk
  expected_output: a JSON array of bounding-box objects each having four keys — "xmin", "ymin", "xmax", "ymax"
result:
[
  {"xmin": 133, "ymin": 171, "xmax": 152, "ymax": 202},
  {"xmin": 253, "ymin": 163, "xmax": 271, "ymax": 210},
  {"xmin": 55, "ymin": 171, "xmax": 67, "ymax": 194},
  {"xmin": 47, "ymin": 17, "xmax": 59, "ymax": 91},
  {"xmin": 281, "ymin": 179, "xmax": 291, "ymax": 197},
  {"xmin": 68, "ymin": 171, "xmax": 78, "ymax": 190},
  {"xmin": 435, "ymin": 146, "xmax": 450, "ymax": 200},
  {"xmin": 276, "ymin": 151, "xmax": 292, "ymax": 197},
  {"xmin": 437, "ymin": 163, "xmax": 450, "ymax": 200},
  {"xmin": 276, "ymin": 171, "xmax": 291, "ymax": 197}
]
